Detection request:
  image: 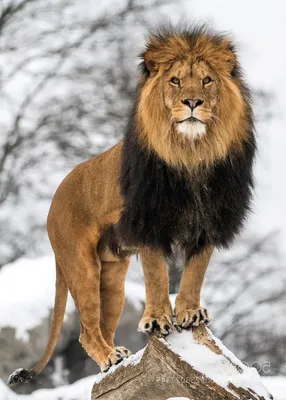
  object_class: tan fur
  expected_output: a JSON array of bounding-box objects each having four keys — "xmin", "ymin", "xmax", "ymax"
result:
[
  {"xmin": 138, "ymin": 248, "xmax": 173, "ymax": 335},
  {"xmin": 175, "ymin": 246, "xmax": 214, "ymax": 326},
  {"xmin": 17, "ymin": 29, "xmax": 252, "ymax": 376},
  {"xmin": 138, "ymin": 33, "xmax": 250, "ymax": 169}
]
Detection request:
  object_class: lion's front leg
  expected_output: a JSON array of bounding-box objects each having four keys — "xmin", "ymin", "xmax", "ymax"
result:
[
  {"xmin": 139, "ymin": 247, "xmax": 173, "ymax": 335},
  {"xmin": 175, "ymin": 246, "xmax": 214, "ymax": 329}
]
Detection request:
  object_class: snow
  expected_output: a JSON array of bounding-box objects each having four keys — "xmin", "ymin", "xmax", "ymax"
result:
[
  {"xmin": 0, "ymin": 255, "xmax": 144, "ymax": 340},
  {"xmin": 1, "ymin": 367, "xmax": 285, "ymax": 400},
  {"xmin": 0, "ymin": 256, "xmax": 75, "ymax": 341},
  {"xmin": 125, "ymin": 280, "xmax": 145, "ymax": 310},
  {"xmin": 0, "ymin": 349, "xmax": 146, "ymax": 399},
  {"xmin": 167, "ymin": 398, "xmax": 190, "ymax": 400},
  {"xmin": 125, "ymin": 256, "xmax": 146, "ymax": 309},
  {"xmin": 0, "ymin": 323, "xmax": 284, "ymax": 400},
  {"xmin": 0, "ymin": 253, "xmax": 282, "ymax": 399},
  {"xmin": 0, "ymin": 375, "xmax": 95, "ymax": 400},
  {"xmin": 162, "ymin": 330, "xmax": 272, "ymax": 399},
  {"xmin": 93, "ymin": 348, "xmax": 145, "ymax": 385},
  {"xmin": 262, "ymin": 377, "xmax": 286, "ymax": 400},
  {"xmin": 0, "ymin": 254, "xmax": 281, "ymax": 399}
]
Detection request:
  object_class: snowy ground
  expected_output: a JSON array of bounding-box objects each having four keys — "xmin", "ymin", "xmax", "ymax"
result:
[
  {"xmin": 1, "ymin": 361, "xmax": 285, "ymax": 399},
  {"xmin": 1, "ymin": 256, "xmax": 284, "ymax": 399},
  {"xmin": 1, "ymin": 377, "xmax": 285, "ymax": 400}
]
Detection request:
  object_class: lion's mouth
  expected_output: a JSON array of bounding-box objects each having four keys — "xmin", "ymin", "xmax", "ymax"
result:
[
  {"xmin": 176, "ymin": 116, "xmax": 207, "ymax": 138},
  {"xmin": 177, "ymin": 116, "xmax": 205, "ymax": 124}
]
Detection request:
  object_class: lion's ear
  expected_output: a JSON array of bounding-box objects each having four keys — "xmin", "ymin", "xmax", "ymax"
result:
[
  {"xmin": 220, "ymin": 39, "xmax": 237, "ymax": 74},
  {"xmin": 143, "ymin": 54, "xmax": 158, "ymax": 73},
  {"xmin": 224, "ymin": 51, "xmax": 237, "ymax": 75}
]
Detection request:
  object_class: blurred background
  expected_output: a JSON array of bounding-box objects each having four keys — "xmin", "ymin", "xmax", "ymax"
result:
[{"xmin": 0, "ymin": 0, "xmax": 285, "ymax": 399}]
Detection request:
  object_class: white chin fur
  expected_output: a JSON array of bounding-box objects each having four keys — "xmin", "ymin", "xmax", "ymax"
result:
[{"xmin": 177, "ymin": 121, "xmax": 206, "ymax": 139}]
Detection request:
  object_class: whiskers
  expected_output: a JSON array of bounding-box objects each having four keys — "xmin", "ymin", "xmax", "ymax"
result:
[{"xmin": 210, "ymin": 112, "xmax": 223, "ymax": 125}]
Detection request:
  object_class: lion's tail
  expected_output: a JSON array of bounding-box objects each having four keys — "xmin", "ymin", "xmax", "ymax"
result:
[{"xmin": 8, "ymin": 262, "xmax": 68, "ymax": 385}]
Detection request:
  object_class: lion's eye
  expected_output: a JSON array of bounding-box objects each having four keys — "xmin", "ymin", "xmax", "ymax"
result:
[
  {"xmin": 202, "ymin": 76, "xmax": 212, "ymax": 85},
  {"xmin": 170, "ymin": 77, "xmax": 180, "ymax": 85}
]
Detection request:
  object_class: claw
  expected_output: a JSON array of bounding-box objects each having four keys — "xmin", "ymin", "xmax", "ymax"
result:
[
  {"xmin": 177, "ymin": 307, "xmax": 212, "ymax": 329},
  {"xmin": 138, "ymin": 313, "xmax": 174, "ymax": 335},
  {"xmin": 100, "ymin": 346, "xmax": 131, "ymax": 373}
]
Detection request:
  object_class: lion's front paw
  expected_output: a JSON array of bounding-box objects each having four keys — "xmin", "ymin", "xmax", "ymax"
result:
[
  {"xmin": 138, "ymin": 312, "xmax": 174, "ymax": 336},
  {"xmin": 176, "ymin": 307, "xmax": 212, "ymax": 328},
  {"xmin": 100, "ymin": 346, "xmax": 131, "ymax": 372}
]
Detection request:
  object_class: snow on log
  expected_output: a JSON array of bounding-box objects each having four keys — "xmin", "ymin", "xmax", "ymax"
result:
[{"xmin": 91, "ymin": 325, "xmax": 273, "ymax": 400}]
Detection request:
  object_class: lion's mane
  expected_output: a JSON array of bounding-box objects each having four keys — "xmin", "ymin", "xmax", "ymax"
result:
[
  {"xmin": 136, "ymin": 25, "xmax": 254, "ymax": 168},
  {"xmin": 114, "ymin": 26, "xmax": 256, "ymax": 259}
]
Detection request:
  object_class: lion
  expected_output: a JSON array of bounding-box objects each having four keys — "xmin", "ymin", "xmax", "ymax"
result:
[{"xmin": 8, "ymin": 25, "xmax": 255, "ymax": 384}]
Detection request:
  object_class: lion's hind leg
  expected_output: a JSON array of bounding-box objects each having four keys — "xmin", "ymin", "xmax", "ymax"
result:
[
  {"xmin": 100, "ymin": 257, "xmax": 132, "ymax": 359},
  {"xmin": 59, "ymin": 246, "xmax": 125, "ymax": 372}
]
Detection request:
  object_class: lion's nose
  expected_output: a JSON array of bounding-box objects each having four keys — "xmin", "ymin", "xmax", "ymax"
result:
[{"xmin": 182, "ymin": 98, "xmax": 204, "ymax": 110}]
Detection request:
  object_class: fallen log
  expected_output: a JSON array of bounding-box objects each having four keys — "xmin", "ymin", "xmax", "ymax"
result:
[{"xmin": 91, "ymin": 326, "xmax": 273, "ymax": 400}]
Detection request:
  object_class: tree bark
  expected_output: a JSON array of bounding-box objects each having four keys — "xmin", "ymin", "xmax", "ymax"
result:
[{"xmin": 91, "ymin": 326, "xmax": 273, "ymax": 400}]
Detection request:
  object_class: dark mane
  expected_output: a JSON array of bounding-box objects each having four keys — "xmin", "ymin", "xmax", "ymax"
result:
[
  {"xmin": 109, "ymin": 25, "xmax": 256, "ymax": 260},
  {"xmin": 115, "ymin": 117, "xmax": 255, "ymax": 260}
]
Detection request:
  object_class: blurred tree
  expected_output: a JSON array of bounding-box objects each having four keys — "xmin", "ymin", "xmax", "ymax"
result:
[
  {"xmin": 1, "ymin": 0, "xmax": 284, "ymax": 388},
  {"xmin": 0, "ymin": 0, "xmax": 174, "ymax": 267},
  {"xmin": 205, "ymin": 231, "xmax": 286, "ymax": 376}
]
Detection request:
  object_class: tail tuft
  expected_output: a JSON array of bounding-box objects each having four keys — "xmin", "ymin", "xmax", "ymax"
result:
[{"xmin": 7, "ymin": 368, "xmax": 35, "ymax": 385}]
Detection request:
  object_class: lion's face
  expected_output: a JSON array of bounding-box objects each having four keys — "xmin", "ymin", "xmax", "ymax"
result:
[
  {"xmin": 163, "ymin": 60, "xmax": 219, "ymax": 139},
  {"xmin": 137, "ymin": 27, "xmax": 252, "ymax": 168}
]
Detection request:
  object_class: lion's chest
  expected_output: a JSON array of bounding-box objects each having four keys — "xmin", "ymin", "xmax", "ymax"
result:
[
  {"xmin": 119, "ymin": 160, "xmax": 251, "ymax": 259},
  {"xmin": 118, "ymin": 136, "xmax": 254, "ymax": 258}
]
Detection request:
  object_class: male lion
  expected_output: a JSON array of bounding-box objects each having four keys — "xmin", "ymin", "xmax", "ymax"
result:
[{"xmin": 9, "ymin": 25, "xmax": 255, "ymax": 383}]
